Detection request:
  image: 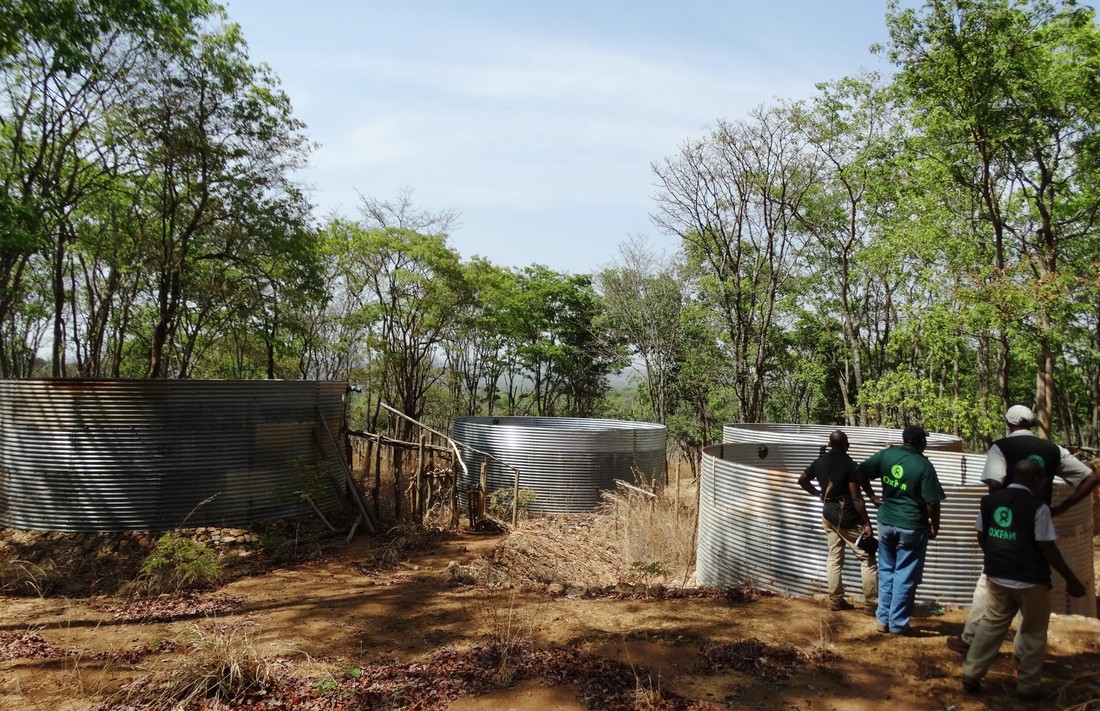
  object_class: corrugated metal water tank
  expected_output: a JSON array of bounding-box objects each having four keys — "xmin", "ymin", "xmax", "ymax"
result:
[
  {"xmin": 697, "ymin": 441, "xmax": 1095, "ymax": 616},
  {"xmin": 723, "ymin": 423, "xmax": 964, "ymax": 451},
  {"xmin": 0, "ymin": 379, "xmax": 348, "ymax": 532},
  {"xmin": 451, "ymin": 416, "xmax": 666, "ymax": 514}
]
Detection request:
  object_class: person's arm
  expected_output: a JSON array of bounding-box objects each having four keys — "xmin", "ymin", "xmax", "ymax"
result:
[
  {"xmin": 981, "ymin": 443, "xmax": 1006, "ymax": 493},
  {"xmin": 1037, "ymin": 541, "xmax": 1086, "ymax": 597},
  {"xmin": 1049, "ymin": 460, "xmax": 1098, "ymax": 517},
  {"xmin": 848, "ymin": 480, "xmax": 873, "ymax": 539},
  {"xmin": 798, "ymin": 467, "xmax": 819, "ymax": 498},
  {"xmin": 854, "ymin": 458, "xmax": 883, "ymax": 507},
  {"xmin": 926, "ymin": 500, "xmax": 941, "ymax": 539}
]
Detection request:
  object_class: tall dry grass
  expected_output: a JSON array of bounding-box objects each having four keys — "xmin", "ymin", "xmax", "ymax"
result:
[
  {"xmin": 591, "ymin": 476, "xmax": 698, "ymax": 588},
  {"xmin": 465, "ymin": 588, "xmax": 544, "ymax": 684},
  {"xmin": 114, "ymin": 625, "xmax": 274, "ymax": 710}
]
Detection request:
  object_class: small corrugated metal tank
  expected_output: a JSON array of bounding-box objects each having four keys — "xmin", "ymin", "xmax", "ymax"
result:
[
  {"xmin": 698, "ymin": 437, "xmax": 1094, "ymax": 616},
  {"xmin": 451, "ymin": 416, "xmax": 667, "ymax": 514},
  {"xmin": 0, "ymin": 379, "xmax": 347, "ymax": 532}
]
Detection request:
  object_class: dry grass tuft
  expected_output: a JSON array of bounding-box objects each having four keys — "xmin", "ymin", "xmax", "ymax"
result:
[
  {"xmin": 115, "ymin": 625, "xmax": 274, "ymax": 710},
  {"xmin": 466, "ymin": 588, "xmax": 544, "ymax": 684},
  {"xmin": 797, "ymin": 616, "xmax": 840, "ymax": 663},
  {"xmin": 0, "ymin": 558, "xmax": 58, "ymax": 597},
  {"xmin": 592, "ymin": 478, "xmax": 697, "ymax": 587}
]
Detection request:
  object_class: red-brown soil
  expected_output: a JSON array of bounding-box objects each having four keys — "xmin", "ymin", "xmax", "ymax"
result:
[{"xmin": 2, "ymin": 520, "xmax": 1098, "ymax": 711}]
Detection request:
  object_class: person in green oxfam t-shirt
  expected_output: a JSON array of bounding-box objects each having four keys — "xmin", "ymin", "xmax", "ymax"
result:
[{"xmin": 856, "ymin": 425, "xmax": 946, "ymax": 635}]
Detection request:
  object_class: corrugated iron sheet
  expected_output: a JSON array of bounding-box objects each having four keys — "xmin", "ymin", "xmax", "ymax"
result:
[
  {"xmin": 723, "ymin": 423, "xmax": 964, "ymax": 451},
  {"xmin": 697, "ymin": 441, "xmax": 1094, "ymax": 614},
  {"xmin": 451, "ymin": 416, "xmax": 667, "ymax": 514},
  {"xmin": 0, "ymin": 379, "xmax": 348, "ymax": 532}
]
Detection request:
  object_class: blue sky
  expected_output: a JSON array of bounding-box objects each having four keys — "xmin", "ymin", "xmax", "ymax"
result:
[{"xmin": 222, "ymin": 1, "xmax": 900, "ymax": 274}]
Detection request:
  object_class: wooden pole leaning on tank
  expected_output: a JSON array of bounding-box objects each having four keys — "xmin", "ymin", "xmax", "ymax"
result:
[{"xmin": 317, "ymin": 407, "xmax": 379, "ymax": 533}]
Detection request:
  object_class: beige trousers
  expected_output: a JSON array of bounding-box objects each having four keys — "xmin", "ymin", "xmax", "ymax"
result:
[
  {"xmin": 823, "ymin": 518, "xmax": 878, "ymax": 608},
  {"xmin": 962, "ymin": 580, "xmax": 1050, "ymax": 694}
]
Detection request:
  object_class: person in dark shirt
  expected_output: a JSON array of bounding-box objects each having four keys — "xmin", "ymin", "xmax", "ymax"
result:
[
  {"xmin": 961, "ymin": 459, "xmax": 1086, "ymax": 701},
  {"xmin": 798, "ymin": 430, "xmax": 878, "ymax": 613}
]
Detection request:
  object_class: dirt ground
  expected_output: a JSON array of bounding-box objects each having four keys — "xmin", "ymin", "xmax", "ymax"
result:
[{"xmin": 2, "ymin": 520, "xmax": 1098, "ymax": 711}]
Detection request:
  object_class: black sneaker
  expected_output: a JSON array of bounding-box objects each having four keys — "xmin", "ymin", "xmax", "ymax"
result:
[
  {"xmin": 829, "ymin": 599, "xmax": 855, "ymax": 611},
  {"xmin": 1017, "ymin": 688, "xmax": 1046, "ymax": 702},
  {"xmin": 946, "ymin": 636, "xmax": 970, "ymax": 654},
  {"xmin": 962, "ymin": 676, "xmax": 981, "ymax": 694}
]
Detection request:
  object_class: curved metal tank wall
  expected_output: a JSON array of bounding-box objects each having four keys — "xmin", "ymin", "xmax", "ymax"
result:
[
  {"xmin": 451, "ymin": 416, "xmax": 667, "ymax": 514},
  {"xmin": 723, "ymin": 423, "xmax": 964, "ymax": 452},
  {"xmin": 696, "ymin": 441, "xmax": 1095, "ymax": 616},
  {"xmin": 0, "ymin": 379, "xmax": 348, "ymax": 532}
]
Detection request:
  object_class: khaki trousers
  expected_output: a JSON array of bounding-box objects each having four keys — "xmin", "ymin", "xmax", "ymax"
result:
[
  {"xmin": 823, "ymin": 518, "xmax": 878, "ymax": 608},
  {"xmin": 962, "ymin": 580, "xmax": 1050, "ymax": 694}
]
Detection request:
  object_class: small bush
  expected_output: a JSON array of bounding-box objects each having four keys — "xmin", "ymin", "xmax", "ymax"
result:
[
  {"xmin": 0, "ymin": 558, "xmax": 58, "ymax": 597},
  {"xmin": 486, "ymin": 487, "xmax": 537, "ymax": 520},
  {"xmin": 125, "ymin": 533, "xmax": 222, "ymax": 596}
]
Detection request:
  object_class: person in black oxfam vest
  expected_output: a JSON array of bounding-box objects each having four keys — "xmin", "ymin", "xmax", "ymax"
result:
[
  {"xmin": 947, "ymin": 405, "xmax": 1098, "ymax": 655},
  {"xmin": 961, "ymin": 459, "xmax": 1086, "ymax": 701},
  {"xmin": 797, "ymin": 430, "xmax": 878, "ymax": 612}
]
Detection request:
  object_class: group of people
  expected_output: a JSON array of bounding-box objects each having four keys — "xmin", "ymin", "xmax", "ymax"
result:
[{"xmin": 797, "ymin": 406, "xmax": 1097, "ymax": 702}]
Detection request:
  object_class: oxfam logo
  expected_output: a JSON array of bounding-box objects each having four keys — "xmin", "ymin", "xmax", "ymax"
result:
[
  {"xmin": 890, "ymin": 464, "xmax": 904, "ymax": 479},
  {"xmin": 993, "ymin": 507, "xmax": 1013, "ymax": 528},
  {"xmin": 1027, "ymin": 454, "xmax": 1045, "ymax": 469}
]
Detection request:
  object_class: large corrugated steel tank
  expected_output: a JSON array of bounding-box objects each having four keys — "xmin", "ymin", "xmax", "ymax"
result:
[
  {"xmin": 697, "ymin": 441, "xmax": 1095, "ymax": 616},
  {"xmin": 451, "ymin": 416, "xmax": 666, "ymax": 514},
  {"xmin": 0, "ymin": 379, "xmax": 348, "ymax": 532},
  {"xmin": 723, "ymin": 423, "xmax": 964, "ymax": 451}
]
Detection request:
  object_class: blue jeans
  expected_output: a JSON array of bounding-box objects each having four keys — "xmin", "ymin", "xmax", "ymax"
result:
[{"xmin": 876, "ymin": 523, "xmax": 929, "ymax": 633}]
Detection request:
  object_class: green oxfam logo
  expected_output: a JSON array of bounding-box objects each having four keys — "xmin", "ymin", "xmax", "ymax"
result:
[
  {"xmin": 1027, "ymin": 454, "xmax": 1045, "ymax": 469},
  {"xmin": 890, "ymin": 464, "xmax": 904, "ymax": 479},
  {"xmin": 993, "ymin": 506, "xmax": 1013, "ymax": 528}
]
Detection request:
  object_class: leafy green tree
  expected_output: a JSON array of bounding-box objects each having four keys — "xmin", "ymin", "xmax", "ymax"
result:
[
  {"xmin": 886, "ymin": 0, "xmax": 1100, "ymax": 436},
  {"xmin": 339, "ymin": 224, "xmax": 467, "ymax": 437},
  {"xmin": 495, "ymin": 265, "xmax": 621, "ymax": 417},
  {"xmin": 0, "ymin": 0, "xmax": 215, "ymax": 377},
  {"xmin": 442, "ymin": 256, "xmax": 516, "ymax": 416},
  {"xmin": 652, "ymin": 106, "xmax": 812, "ymax": 422},
  {"xmin": 596, "ymin": 238, "xmax": 684, "ymax": 424},
  {"xmin": 790, "ymin": 74, "xmax": 908, "ymax": 425}
]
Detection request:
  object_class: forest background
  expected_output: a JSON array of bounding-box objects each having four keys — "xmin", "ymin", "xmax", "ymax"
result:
[{"xmin": 2, "ymin": 0, "xmax": 1100, "ymax": 467}]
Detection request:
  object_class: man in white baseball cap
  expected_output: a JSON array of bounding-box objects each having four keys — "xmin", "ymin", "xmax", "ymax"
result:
[{"xmin": 946, "ymin": 404, "xmax": 1097, "ymax": 655}]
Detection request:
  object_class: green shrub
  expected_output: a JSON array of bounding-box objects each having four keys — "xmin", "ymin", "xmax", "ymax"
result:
[
  {"xmin": 134, "ymin": 533, "xmax": 222, "ymax": 594},
  {"xmin": 486, "ymin": 487, "xmax": 537, "ymax": 519}
]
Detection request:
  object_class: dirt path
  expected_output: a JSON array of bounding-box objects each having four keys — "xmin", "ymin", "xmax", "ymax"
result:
[{"xmin": 2, "ymin": 530, "xmax": 1098, "ymax": 710}]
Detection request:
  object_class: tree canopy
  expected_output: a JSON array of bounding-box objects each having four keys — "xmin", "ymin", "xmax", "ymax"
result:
[{"xmin": 3, "ymin": 0, "xmax": 1099, "ymax": 454}]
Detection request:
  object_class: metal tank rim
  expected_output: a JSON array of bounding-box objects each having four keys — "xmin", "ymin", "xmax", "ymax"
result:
[{"xmin": 723, "ymin": 422, "xmax": 964, "ymax": 452}]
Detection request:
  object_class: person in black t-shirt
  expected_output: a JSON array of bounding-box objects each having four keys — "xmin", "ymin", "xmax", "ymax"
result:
[
  {"xmin": 961, "ymin": 459, "xmax": 1086, "ymax": 701},
  {"xmin": 798, "ymin": 430, "xmax": 878, "ymax": 612}
]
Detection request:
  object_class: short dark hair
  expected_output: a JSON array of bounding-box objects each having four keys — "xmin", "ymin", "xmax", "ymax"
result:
[
  {"xmin": 1012, "ymin": 458, "xmax": 1044, "ymax": 486},
  {"xmin": 902, "ymin": 425, "xmax": 928, "ymax": 446},
  {"xmin": 829, "ymin": 429, "xmax": 849, "ymax": 450}
]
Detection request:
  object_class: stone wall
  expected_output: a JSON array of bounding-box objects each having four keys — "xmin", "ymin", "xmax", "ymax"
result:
[{"xmin": 0, "ymin": 526, "xmax": 265, "ymax": 597}]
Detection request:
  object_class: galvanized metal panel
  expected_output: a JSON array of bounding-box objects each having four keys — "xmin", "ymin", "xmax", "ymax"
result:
[
  {"xmin": 451, "ymin": 416, "xmax": 667, "ymax": 514},
  {"xmin": 723, "ymin": 423, "xmax": 964, "ymax": 452},
  {"xmin": 697, "ymin": 441, "xmax": 1094, "ymax": 614},
  {"xmin": 0, "ymin": 379, "xmax": 348, "ymax": 532}
]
